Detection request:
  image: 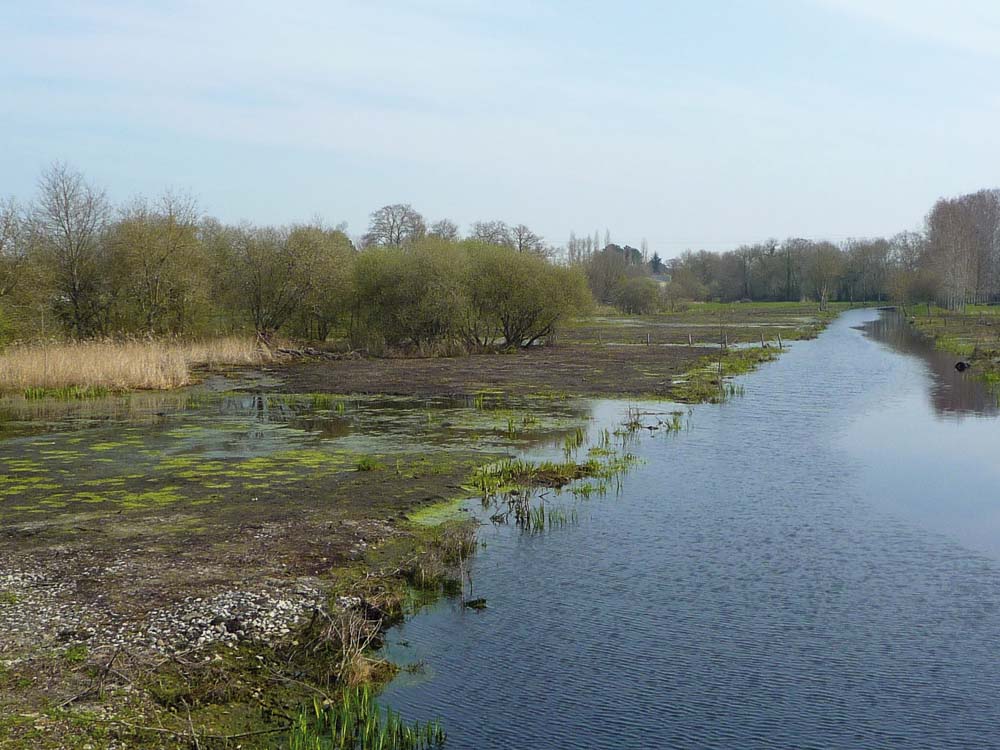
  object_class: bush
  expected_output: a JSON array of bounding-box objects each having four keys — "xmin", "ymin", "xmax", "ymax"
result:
[
  {"xmin": 466, "ymin": 244, "xmax": 591, "ymax": 348},
  {"xmin": 351, "ymin": 239, "xmax": 469, "ymax": 350},
  {"xmin": 614, "ymin": 276, "xmax": 661, "ymax": 314}
]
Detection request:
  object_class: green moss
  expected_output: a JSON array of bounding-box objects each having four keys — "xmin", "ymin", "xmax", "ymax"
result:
[
  {"xmin": 356, "ymin": 455, "xmax": 386, "ymax": 472},
  {"xmin": 62, "ymin": 645, "xmax": 88, "ymax": 663}
]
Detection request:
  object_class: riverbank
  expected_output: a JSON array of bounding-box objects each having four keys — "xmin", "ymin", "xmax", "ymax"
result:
[
  {"xmin": 905, "ymin": 303, "xmax": 1000, "ymax": 386},
  {"xmin": 0, "ymin": 303, "xmax": 840, "ymax": 748}
]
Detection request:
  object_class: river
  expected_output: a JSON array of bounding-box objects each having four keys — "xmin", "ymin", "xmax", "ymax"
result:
[{"xmin": 379, "ymin": 308, "xmax": 1000, "ymax": 749}]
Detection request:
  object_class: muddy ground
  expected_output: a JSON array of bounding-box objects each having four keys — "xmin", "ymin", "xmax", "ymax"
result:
[
  {"xmin": 276, "ymin": 343, "xmax": 709, "ymax": 399},
  {"xmin": 275, "ymin": 302, "xmax": 839, "ymax": 400}
]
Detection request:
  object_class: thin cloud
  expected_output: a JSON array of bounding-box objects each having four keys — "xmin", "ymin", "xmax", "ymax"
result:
[{"xmin": 815, "ymin": 0, "xmax": 1000, "ymax": 57}]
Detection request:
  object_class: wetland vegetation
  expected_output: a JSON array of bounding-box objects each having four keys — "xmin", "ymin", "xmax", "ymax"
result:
[{"xmin": 3, "ymin": 166, "xmax": 999, "ymax": 749}]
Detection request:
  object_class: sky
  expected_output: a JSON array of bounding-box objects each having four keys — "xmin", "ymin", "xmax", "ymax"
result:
[{"xmin": 2, "ymin": 1, "xmax": 1000, "ymax": 255}]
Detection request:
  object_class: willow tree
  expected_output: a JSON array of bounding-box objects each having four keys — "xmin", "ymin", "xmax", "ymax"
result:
[
  {"xmin": 287, "ymin": 224, "xmax": 355, "ymax": 340},
  {"xmin": 351, "ymin": 238, "xmax": 468, "ymax": 350},
  {"xmin": 466, "ymin": 244, "xmax": 591, "ymax": 348},
  {"xmin": 216, "ymin": 224, "xmax": 326, "ymax": 340}
]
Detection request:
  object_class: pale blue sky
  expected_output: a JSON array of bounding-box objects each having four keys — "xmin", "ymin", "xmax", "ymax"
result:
[{"xmin": 2, "ymin": 1, "xmax": 999, "ymax": 254}]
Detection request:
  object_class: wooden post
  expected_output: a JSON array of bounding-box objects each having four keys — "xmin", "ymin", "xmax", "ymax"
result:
[
  {"xmin": 777, "ymin": 332, "xmax": 783, "ymax": 350},
  {"xmin": 688, "ymin": 333, "xmax": 693, "ymax": 346},
  {"xmin": 646, "ymin": 333, "xmax": 651, "ymax": 347},
  {"xmin": 760, "ymin": 332, "xmax": 765, "ymax": 348},
  {"xmin": 723, "ymin": 333, "xmax": 728, "ymax": 349}
]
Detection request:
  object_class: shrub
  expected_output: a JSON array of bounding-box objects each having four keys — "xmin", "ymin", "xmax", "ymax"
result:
[
  {"xmin": 351, "ymin": 239, "xmax": 470, "ymax": 350},
  {"xmin": 614, "ymin": 276, "xmax": 661, "ymax": 314},
  {"xmin": 465, "ymin": 244, "xmax": 591, "ymax": 348}
]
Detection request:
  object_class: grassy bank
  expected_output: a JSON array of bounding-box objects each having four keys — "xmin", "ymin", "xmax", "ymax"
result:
[
  {"xmin": 907, "ymin": 304, "xmax": 1000, "ymax": 385},
  {"xmin": 0, "ymin": 337, "xmax": 270, "ymax": 395}
]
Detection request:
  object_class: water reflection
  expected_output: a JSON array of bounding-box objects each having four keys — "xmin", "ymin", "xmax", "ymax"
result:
[{"xmin": 862, "ymin": 310, "xmax": 998, "ymax": 417}]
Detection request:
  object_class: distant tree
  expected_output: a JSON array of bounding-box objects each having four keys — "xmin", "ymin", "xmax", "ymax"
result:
[
  {"xmin": 429, "ymin": 219, "xmax": 459, "ymax": 241},
  {"xmin": 649, "ymin": 252, "xmax": 664, "ymax": 274},
  {"xmin": 287, "ymin": 224, "xmax": 355, "ymax": 340},
  {"xmin": 664, "ymin": 265, "xmax": 707, "ymax": 309},
  {"xmin": 363, "ymin": 203, "xmax": 425, "ymax": 248},
  {"xmin": 33, "ymin": 163, "xmax": 113, "ymax": 336},
  {"xmin": 887, "ymin": 231, "xmax": 933, "ymax": 306},
  {"xmin": 470, "ymin": 220, "xmax": 513, "ymax": 247},
  {"xmin": 0, "ymin": 198, "xmax": 24, "ymax": 299},
  {"xmin": 586, "ymin": 247, "xmax": 629, "ymax": 304},
  {"xmin": 842, "ymin": 238, "xmax": 891, "ymax": 302},
  {"xmin": 108, "ymin": 192, "xmax": 204, "ymax": 333},
  {"xmin": 779, "ymin": 239, "xmax": 812, "ymax": 301},
  {"xmin": 352, "ymin": 238, "xmax": 468, "ymax": 349},
  {"xmin": 805, "ymin": 242, "xmax": 843, "ymax": 310},
  {"xmin": 923, "ymin": 191, "xmax": 1000, "ymax": 308},
  {"xmin": 466, "ymin": 245, "xmax": 591, "ymax": 347},
  {"xmin": 621, "ymin": 245, "xmax": 643, "ymax": 266},
  {"xmin": 614, "ymin": 276, "xmax": 660, "ymax": 314},
  {"xmin": 217, "ymin": 224, "xmax": 326, "ymax": 339},
  {"xmin": 511, "ymin": 223, "xmax": 545, "ymax": 254}
]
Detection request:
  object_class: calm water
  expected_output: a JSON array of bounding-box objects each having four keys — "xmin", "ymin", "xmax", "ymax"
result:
[{"xmin": 380, "ymin": 309, "xmax": 1000, "ymax": 749}]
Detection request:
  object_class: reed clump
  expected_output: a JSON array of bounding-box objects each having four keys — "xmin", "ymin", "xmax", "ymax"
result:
[
  {"xmin": 288, "ymin": 688, "xmax": 445, "ymax": 749},
  {"xmin": 0, "ymin": 337, "xmax": 269, "ymax": 395}
]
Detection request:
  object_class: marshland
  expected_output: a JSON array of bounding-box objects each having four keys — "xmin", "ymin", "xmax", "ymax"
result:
[{"xmin": 3, "ymin": 159, "xmax": 1000, "ymax": 749}]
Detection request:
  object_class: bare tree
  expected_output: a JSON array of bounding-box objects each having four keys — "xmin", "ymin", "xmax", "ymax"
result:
[
  {"xmin": 429, "ymin": 218, "xmax": 459, "ymax": 241},
  {"xmin": 362, "ymin": 204, "xmax": 425, "ymax": 248},
  {"xmin": 511, "ymin": 224, "xmax": 545, "ymax": 254},
  {"xmin": 33, "ymin": 163, "xmax": 112, "ymax": 336},
  {"xmin": 805, "ymin": 242, "xmax": 842, "ymax": 310},
  {"xmin": 0, "ymin": 198, "xmax": 24, "ymax": 298},
  {"xmin": 926, "ymin": 198, "xmax": 977, "ymax": 309},
  {"xmin": 470, "ymin": 220, "xmax": 513, "ymax": 247}
]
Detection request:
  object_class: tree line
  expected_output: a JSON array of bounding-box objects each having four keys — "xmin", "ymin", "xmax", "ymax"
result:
[
  {"xmin": 575, "ymin": 188, "xmax": 1000, "ymax": 313},
  {"xmin": 0, "ymin": 164, "xmax": 588, "ymax": 350},
  {"xmin": 3, "ymin": 164, "xmax": 997, "ymax": 345}
]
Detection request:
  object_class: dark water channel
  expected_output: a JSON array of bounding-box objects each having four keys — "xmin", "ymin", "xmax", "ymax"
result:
[{"xmin": 379, "ymin": 309, "xmax": 1000, "ymax": 749}]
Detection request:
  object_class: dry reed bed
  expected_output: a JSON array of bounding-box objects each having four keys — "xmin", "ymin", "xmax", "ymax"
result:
[{"xmin": 0, "ymin": 337, "xmax": 270, "ymax": 393}]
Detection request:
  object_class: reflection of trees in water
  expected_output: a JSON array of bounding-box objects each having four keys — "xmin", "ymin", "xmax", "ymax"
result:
[{"xmin": 864, "ymin": 313, "xmax": 998, "ymax": 417}]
